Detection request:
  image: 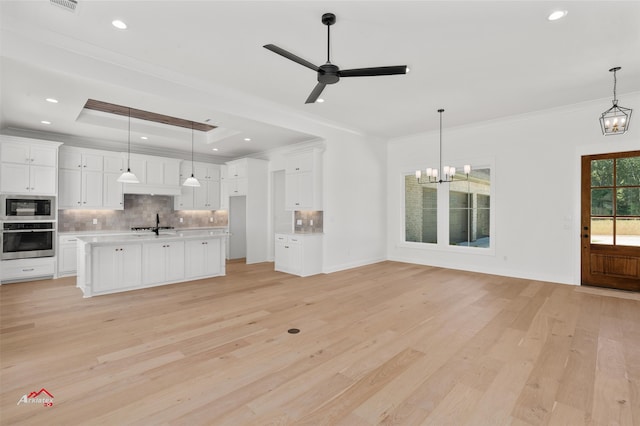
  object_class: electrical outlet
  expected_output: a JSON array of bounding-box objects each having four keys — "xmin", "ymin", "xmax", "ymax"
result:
[
  {"xmin": 92, "ymin": 218, "xmax": 98, "ymax": 225},
  {"xmin": 296, "ymin": 219, "xmax": 302, "ymax": 225},
  {"xmin": 179, "ymin": 217, "xmax": 183, "ymax": 223},
  {"xmin": 209, "ymin": 217, "xmax": 214, "ymax": 222},
  {"xmin": 310, "ymin": 219, "xmax": 313, "ymax": 226}
]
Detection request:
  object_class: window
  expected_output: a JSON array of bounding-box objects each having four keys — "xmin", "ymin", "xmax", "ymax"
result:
[
  {"xmin": 590, "ymin": 155, "xmax": 640, "ymax": 246},
  {"xmin": 404, "ymin": 175, "xmax": 437, "ymax": 243},
  {"xmin": 403, "ymin": 166, "xmax": 492, "ymax": 250},
  {"xmin": 449, "ymin": 168, "xmax": 491, "ymax": 247}
]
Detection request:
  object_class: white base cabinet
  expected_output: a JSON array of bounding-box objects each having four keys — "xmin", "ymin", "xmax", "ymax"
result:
[
  {"xmin": 77, "ymin": 234, "xmax": 226, "ymax": 297},
  {"xmin": 185, "ymin": 238, "xmax": 223, "ymax": 279},
  {"xmin": 1, "ymin": 257, "xmax": 55, "ymax": 283},
  {"xmin": 274, "ymin": 233, "xmax": 323, "ymax": 277},
  {"xmin": 143, "ymin": 241, "xmax": 185, "ymax": 285}
]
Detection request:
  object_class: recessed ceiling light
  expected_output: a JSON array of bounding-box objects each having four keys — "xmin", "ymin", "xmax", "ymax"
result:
[
  {"xmin": 41, "ymin": 120, "xmax": 51, "ymax": 124},
  {"xmin": 547, "ymin": 10, "xmax": 568, "ymax": 21},
  {"xmin": 244, "ymin": 138, "xmax": 251, "ymax": 141},
  {"xmin": 316, "ymin": 98, "xmax": 325, "ymax": 103},
  {"xmin": 112, "ymin": 19, "xmax": 127, "ymax": 29},
  {"xmin": 45, "ymin": 98, "xmax": 58, "ymax": 103},
  {"xmin": 140, "ymin": 136, "xmax": 148, "ymax": 140},
  {"xmin": 212, "ymin": 148, "xmax": 219, "ymax": 151}
]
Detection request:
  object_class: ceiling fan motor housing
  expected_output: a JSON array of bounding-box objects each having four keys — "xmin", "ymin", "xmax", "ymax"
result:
[{"xmin": 318, "ymin": 64, "xmax": 340, "ymax": 84}]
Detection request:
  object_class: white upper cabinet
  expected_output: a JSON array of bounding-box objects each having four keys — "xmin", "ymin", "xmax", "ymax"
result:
[
  {"xmin": 123, "ymin": 154, "xmax": 181, "ymax": 195},
  {"xmin": 59, "ymin": 147, "xmax": 107, "ymax": 209},
  {"xmin": 0, "ymin": 138, "xmax": 60, "ymax": 195},
  {"xmin": 175, "ymin": 161, "xmax": 221, "ymax": 211},
  {"xmin": 284, "ymin": 148, "xmax": 323, "ymax": 211}
]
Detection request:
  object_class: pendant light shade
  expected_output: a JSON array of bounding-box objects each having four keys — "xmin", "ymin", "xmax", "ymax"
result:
[
  {"xmin": 183, "ymin": 122, "xmax": 201, "ymax": 187},
  {"xmin": 117, "ymin": 107, "xmax": 140, "ymax": 183},
  {"xmin": 600, "ymin": 67, "xmax": 632, "ymax": 135}
]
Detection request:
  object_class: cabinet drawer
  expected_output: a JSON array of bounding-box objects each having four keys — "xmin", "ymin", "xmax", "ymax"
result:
[
  {"xmin": 60, "ymin": 235, "xmax": 80, "ymax": 244},
  {"xmin": 2, "ymin": 259, "xmax": 55, "ymax": 281}
]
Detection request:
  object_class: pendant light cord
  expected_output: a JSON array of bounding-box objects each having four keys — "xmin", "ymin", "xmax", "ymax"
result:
[
  {"xmin": 127, "ymin": 108, "xmax": 131, "ymax": 171},
  {"xmin": 191, "ymin": 122, "xmax": 195, "ymax": 176},
  {"xmin": 327, "ymin": 24, "xmax": 331, "ymax": 63},
  {"xmin": 612, "ymin": 69, "xmax": 618, "ymax": 104},
  {"xmin": 438, "ymin": 109, "xmax": 444, "ymax": 181}
]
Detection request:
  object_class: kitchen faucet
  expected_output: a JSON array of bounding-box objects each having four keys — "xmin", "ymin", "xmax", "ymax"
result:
[{"xmin": 153, "ymin": 213, "xmax": 160, "ymax": 236}]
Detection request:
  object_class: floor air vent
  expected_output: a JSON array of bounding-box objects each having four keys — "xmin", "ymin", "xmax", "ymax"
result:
[{"xmin": 50, "ymin": 0, "xmax": 78, "ymax": 12}]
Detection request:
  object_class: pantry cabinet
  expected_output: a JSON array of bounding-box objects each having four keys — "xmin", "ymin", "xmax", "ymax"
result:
[{"xmin": 284, "ymin": 148, "xmax": 323, "ymax": 211}]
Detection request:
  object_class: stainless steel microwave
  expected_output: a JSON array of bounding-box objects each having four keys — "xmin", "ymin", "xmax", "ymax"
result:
[{"xmin": 1, "ymin": 195, "xmax": 56, "ymax": 221}]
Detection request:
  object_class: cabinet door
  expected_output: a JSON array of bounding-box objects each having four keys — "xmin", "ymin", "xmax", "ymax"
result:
[
  {"xmin": 103, "ymin": 172, "xmax": 124, "ymax": 209},
  {"xmin": 82, "ymin": 153, "xmax": 103, "ymax": 171},
  {"xmin": 164, "ymin": 161, "xmax": 179, "ymax": 186},
  {"xmin": 59, "ymin": 168, "xmax": 81, "ymax": 208},
  {"xmin": 193, "ymin": 163, "xmax": 208, "ymax": 181},
  {"xmin": 58, "ymin": 243, "xmax": 78, "ymax": 275},
  {"xmin": 175, "ymin": 186, "xmax": 194, "ymax": 210},
  {"xmin": 207, "ymin": 180, "xmax": 221, "ymax": 209},
  {"xmin": 284, "ymin": 174, "xmax": 300, "ymax": 210},
  {"xmin": 288, "ymin": 238, "xmax": 302, "ymax": 275},
  {"xmin": 285, "ymin": 151, "xmax": 313, "ymax": 174},
  {"xmin": 234, "ymin": 177, "xmax": 248, "ymax": 196},
  {"xmin": 82, "ymin": 170, "xmax": 103, "ymax": 207},
  {"xmin": 92, "ymin": 246, "xmax": 119, "ymax": 293},
  {"xmin": 143, "ymin": 243, "xmax": 166, "ymax": 285},
  {"xmin": 184, "ymin": 240, "xmax": 207, "ymax": 279},
  {"xmin": 59, "ymin": 151, "xmax": 82, "ymax": 170},
  {"xmin": 204, "ymin": 239, "xmax": 221, "ymax": 276},
  {"xmin": 165, "ymin": 242, "xmax": 185, "ymax": 281},
  {"xmin": 29, "ymin": 165, "xmax": 57, "ymax": 194},
  {"xmin": 29, "ymin": 145, "xmax": 57, "ymax": 167},
  {"xmin": 296, "ymin": 172, "xmax": 314, "ymax": 209},
  {"xmin": 194, "ymin": 184, "xmax": 208, "ymax": 209},
  {"xmin": 274, "ymin": 240, "xmax": 289, "ymax": 272},
  {"xmin": 0, "ymin": 163, "xmax": 30, "ymax": 193},
  {"xmin": 227, "ymin": 161, "xmax": 247, "ymax": 178},
  {"xmin": 1, "ymin": 143, "xmax": 30, "ymax": 164},
  {"xmin": 121, "ymin": 245, "xmax": 142, "ymax": 288},
  {"xmin": 103, "ymin": 155, "xmax": 124, "ymax": 174},
  {"xmin": 128, "ymin": 158, "xmax": 146, "ymax": 184}
]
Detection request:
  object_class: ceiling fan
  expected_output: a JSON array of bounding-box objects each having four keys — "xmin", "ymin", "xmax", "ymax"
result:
[{"xmin": 264, "ymin": 13, "xmax": 409, "ymax": 104}]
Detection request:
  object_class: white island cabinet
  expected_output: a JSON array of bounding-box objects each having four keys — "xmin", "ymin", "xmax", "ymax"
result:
[{"xmin": 76, "ymin": 231, "xmax": 226, "ymax": 297}]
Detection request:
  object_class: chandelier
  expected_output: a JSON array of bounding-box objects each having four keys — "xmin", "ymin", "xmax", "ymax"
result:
[
  {"xmin": 600, "ymin": 67, "xmax": 632, "ymax": 135},
  {"xmin": 416, "ymin": 109, "xmax": 470, "ymax": 184}
]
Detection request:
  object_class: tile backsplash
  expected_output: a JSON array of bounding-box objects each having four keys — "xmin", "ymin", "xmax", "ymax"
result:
[
  {"xmin": 294, "ymin": 210, "xmax": 323, "ymax": 233},
  {"xmin": 58, "ymin": 194, "xmax": 228, "ymax": 232}
]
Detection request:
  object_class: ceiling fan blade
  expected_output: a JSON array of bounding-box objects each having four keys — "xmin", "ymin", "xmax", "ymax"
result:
[
  {"xmin": 339, "ymin": 65, "xmax": 408, "ymax": 77},
  {"xmin": 263, "ymin": 44, "xmax": 320, "ymax": 72},
  {"xmin": 305, "ymin": 83, "xmax": 326, "ymax": 104}
]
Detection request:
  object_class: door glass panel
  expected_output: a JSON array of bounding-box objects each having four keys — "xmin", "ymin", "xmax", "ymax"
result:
[
  {"xmin": 591, "ymin": 159, "xmax": 613, "ymax": 187},
  {"xmin": 591, "ymin": 218, "xmax": 613, "ymax": 245},
  {"xmin": 591, "ymin": 189, "xmax": 614, "ymax": 215},
  {"xmin": 616, "ymin": 188, "xmax": 640, "ymax": 216},
  {"xmin": 616, "ymin": 218, "xmax": 640, "ymax": 247},
  {"xmin": 616, "ymin": 156, "xmax": 640, "ymax": 186}
]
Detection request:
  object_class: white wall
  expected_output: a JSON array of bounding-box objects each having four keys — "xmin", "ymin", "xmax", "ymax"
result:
[{"xmin": 386, "ymin": 92, "xmax": 640, "ymax": 285}]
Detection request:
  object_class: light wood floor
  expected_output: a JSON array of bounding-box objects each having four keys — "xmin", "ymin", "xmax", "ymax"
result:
[{"xmin": 1, "ymin": 261, "xmax": 639, "ymax": 425}]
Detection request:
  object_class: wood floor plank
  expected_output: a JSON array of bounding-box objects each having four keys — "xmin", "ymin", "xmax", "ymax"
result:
[{"xmin": 1, "ymin": 260, "xmax": 639, "ymax": 425}]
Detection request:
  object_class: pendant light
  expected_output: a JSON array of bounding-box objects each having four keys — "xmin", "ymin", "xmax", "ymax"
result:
[
  {"xmin": 415, "ymin": 109, "xmax": 470, "ymax": 184},
  {"xmin": 182, "ymin": 121, "xmax": 201, "ymax": 187},
  {"xmin": 600, "ymin": 67, "xmax": 632, "ymax": 135},
  {"xmin": 117, "ymin": 107, "xmax": 140, "ymax": 183}
]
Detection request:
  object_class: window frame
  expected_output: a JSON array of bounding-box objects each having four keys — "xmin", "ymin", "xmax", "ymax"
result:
[{"xmin": 400, "ymin": 159, "xmax": 495, "ymax": 256}]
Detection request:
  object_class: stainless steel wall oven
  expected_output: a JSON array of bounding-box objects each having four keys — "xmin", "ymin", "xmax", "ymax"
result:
[{"xmin": 1, "ymin": 222, "xmax": 55, "ymax": 260}]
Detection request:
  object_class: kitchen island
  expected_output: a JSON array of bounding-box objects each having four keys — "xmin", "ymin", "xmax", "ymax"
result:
[{"xmin": 76, "ymin": 229, "xmax": 226, "ymax": 297}]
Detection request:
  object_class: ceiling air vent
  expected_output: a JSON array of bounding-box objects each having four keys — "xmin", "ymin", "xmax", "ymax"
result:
[{"xmin": 50, "ymin": 0, "xmax": 78, "ymax": 13}]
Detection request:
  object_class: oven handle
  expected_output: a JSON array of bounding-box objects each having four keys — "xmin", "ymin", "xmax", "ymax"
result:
[{"xmin": 2, "ymin": 229, "xmax": 55, "ymax": 233}]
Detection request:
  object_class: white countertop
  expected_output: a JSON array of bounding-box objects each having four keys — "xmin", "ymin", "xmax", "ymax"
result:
[
  {"xmin": 60, "ymin": 226, "xmax": 227, "ymax": 236},
  {"xmin": 76, "ymin": 228, "xmax": 228, "ymax": 245}
]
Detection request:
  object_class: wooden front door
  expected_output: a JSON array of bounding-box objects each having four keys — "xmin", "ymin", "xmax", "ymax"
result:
[{"xmin": 581, "ymin": 150, "xmax": 640, "ymax": 291}]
